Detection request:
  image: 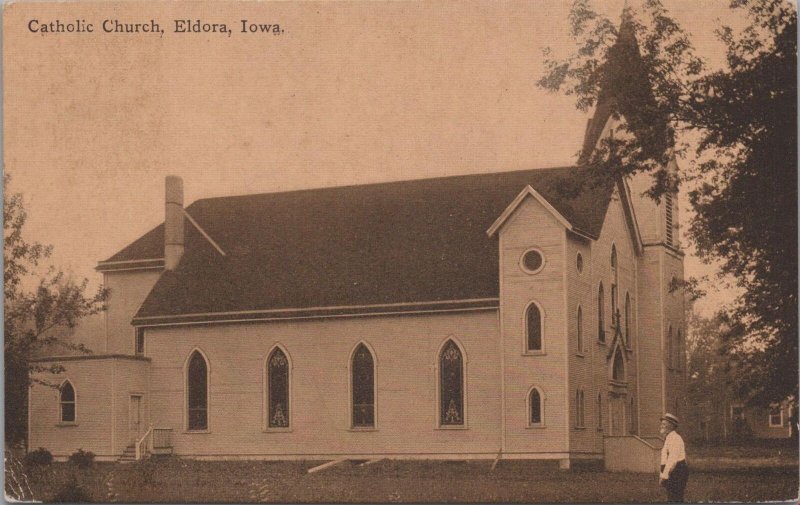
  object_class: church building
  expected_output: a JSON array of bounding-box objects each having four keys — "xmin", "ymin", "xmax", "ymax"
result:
[{"xmin": 28, "ymin": 21, "xmax": 686, "ymax": 468}]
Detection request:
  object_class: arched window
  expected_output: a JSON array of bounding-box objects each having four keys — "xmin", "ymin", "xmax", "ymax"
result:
[
  {"xmin": 577, "ymin": 306, "xmax": 583, "ymax": 353},
  {"xmin": 612, "ymin": 348, "xmax": 625, "ymax": 382},
  {"xmin": 439, "ymin": 340, "xmax": 464, "ymax": 426},
  {"xmin": 597, "ymin": 393, "xmax": 603, "ymax": 430},
  {"xmin": 625, "ymin": 293, "xmax": 631, "ymax": 347},
  {"xmin": 611, "ymin": 246, "xmax": 618, "ymax": 321},
  {"xmin": 267, "ymin": 347, "xmax": 290, "ymax": 428},
  {"xmin": 611, "ymin": 245, "xmax": 618, "ymax": 280},
  {"xmin": 529, "ymin": 388, "xmax": 544, "ymax": 426},
  {"xmin": 598, "ymin": 283, "xmax": 605, "ymax": 342},
  {"xmin": 576, "ymin": 388, "xmax": 585, "ymax": 428},
  {"xmin": 352, "ymin": 343, "xmax": 375, "ymax": 428},
  {"xmin": 60, "ymin": 381, "xmax": 76, "ymax": 423},
  {"xmin": 187, "ymin": 350, "xmax": 208, "ymax": 431},
  {"xmin": 667, "ymin": 325, "xmax": 674, "ymax": 369},
  {"xmin": 526, "ymin": 303, "xmax": 543, "ymax": 352}
]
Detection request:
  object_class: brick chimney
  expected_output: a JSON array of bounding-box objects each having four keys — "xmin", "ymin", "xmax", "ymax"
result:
[{"xmin": 164, "ymin": 176, "xmax": 184, "ymax": 270}]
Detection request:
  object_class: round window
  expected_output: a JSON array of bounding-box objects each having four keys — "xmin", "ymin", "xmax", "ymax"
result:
[
  {"xmin": 577, "ymin": 253, "xmax": 584, "ymax": 273},
  {"xmin": 522, "ymin": 249, "xmax": 544, "ymax": 273}
]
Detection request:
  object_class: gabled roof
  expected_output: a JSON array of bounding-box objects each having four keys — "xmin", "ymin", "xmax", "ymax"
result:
[{"xmin": 102, "ymin": 166, "xmax": 616, "ymax": 325}]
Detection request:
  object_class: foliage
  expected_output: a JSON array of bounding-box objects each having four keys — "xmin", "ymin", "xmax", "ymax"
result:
[
  {"xmin": 24, "ymin": 447, "xmax": 54, "ymax": 466},
  {"xmin": 539, "ymin": 0, "xmax": 797, "ymax": 404},
  {"xmin": 4, "ymin": 174, "xmax": 108, "ymax": 444},
  {"xmin": 51, "ymin": 480, "xmax": 92, "ymax": 502},
  {"xmin": 68, "ymin": 449, "xmax": 95, "ymax": 469}
]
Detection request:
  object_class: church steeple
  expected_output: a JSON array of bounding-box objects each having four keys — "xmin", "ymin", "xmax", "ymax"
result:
[{"xmin": 579, "ymin": 8, "xmax": 667, "ymax": 164}]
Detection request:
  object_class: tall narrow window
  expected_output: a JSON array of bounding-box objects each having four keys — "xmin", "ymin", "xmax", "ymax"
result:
[
  {"xmin": 613, "ymin": 348, "xmax": 625, "ymax": 382},
  {"xmin": 576, "ymin": 388, "xmax": 585, "ymax": 428},
  {"xmin": 624, "ymin": 293, "xmax": 631, "ymax": 347},
  {"xmin": 187, "ymin": 351, "xmax": 208, "ymax": 431},
  {"xmin": 630, "ymin": 396, "xmax": 637, "ymax": 434},
  {"xmin": 267, "ymin": 348, "xmax": 289, "ymax": 428},
  {"xmin": 598, "ymin": 283, "xmax": 605, "ymax": 342},
  {"xmin": 529, "ymin": 388, "xmax": 543, "ymax": 426},
  {"xmin": 611, "ymin": 246, "xmax": 618, "ymax": 321},
  {"xmin": 526, "ymin": 303, "xmax": 543, "ymax": 352},
  {"xmin": 135, "ymin": 328, "xmax": 145, "ymax": 355},
  {"xmin": 577, "ymin": 306, "xmax": 583, "ymax": 353},
  {"xmin": 440, "ymin": 340, "xmax": 464, "ymax": 426},
  {"xmin": 597, "ymin": 393, "xmax": 603, "ymax": 430},
  {"xmin": 352, "ymin": 343, "xmax": 375, "ymax": 428},
  {"xmin": 60, "ymin": 381, "xmax": 75, "ymax": 423},
  {"xmin": 677, "ymin": 330, "xmax": 683, "ymax": 370}
]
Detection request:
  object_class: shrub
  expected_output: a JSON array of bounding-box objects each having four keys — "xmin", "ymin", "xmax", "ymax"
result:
[
  {"xmin": 51, "ymin": 481, "xmax": 91, "ymax": 502},
  {"xmin": 68, "ymin": 449, "xmax": 95, "ymax": 469},
  {"xmin": 24, "ymin": 447, "xmax": 53, "ymax": 466}
]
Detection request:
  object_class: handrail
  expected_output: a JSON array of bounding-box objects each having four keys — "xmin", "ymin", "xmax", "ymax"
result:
[
  {"xmin": 152, "ymin": 427, "xmax": 174, "ymax": 452},
  {"xmin": 135, "ymin": 425, "xmax": 153, "ymax": 460}
]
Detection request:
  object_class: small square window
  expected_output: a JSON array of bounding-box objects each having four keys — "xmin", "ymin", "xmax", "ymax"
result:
[{"xmin": 769, "ymin": 407, "xmax": 783, "ymax": 427}]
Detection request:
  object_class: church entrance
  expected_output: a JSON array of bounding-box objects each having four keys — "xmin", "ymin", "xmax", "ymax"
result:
[{"xmin": 609, "ymin": 392, "xmax": 627, "ymax": 436}]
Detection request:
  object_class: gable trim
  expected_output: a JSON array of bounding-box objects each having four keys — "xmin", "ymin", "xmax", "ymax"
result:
[
  {"xmin": 486, "ymin": 185, "xmax": 573, "ymax": 237},
  {"xmin": 617, "ymin": 180, "xmax": 644, "ymax": 256},
  {"xmin": 133, "ymin": 298, "xmax": 500, "ymax": 327},
  {"xmin": 96, "ymin": 258, "xmax": 165, "ymax": 272}
]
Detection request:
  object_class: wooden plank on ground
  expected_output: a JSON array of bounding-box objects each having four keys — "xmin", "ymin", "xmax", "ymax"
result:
[
  {"xmin": 307, "ymin": 458, "xmax": 347, "ymax": 474},
  {"xmin": 491, "ymin": 450, "xmax": 502, "ymax": 471}
]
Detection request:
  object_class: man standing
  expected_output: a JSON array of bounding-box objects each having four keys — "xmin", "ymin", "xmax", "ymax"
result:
[{"xmin": 659, "ymin": 413, "xmax": 689, "ymax": 502}]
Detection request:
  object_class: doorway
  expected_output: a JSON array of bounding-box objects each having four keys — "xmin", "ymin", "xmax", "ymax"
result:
[
  {"xmin": 129, "ymin": 395, "xmax": 143, "ymax": 445},
  {"xmin": 610, "ymin": 394, "xmax": 627, "ymax": 436}
]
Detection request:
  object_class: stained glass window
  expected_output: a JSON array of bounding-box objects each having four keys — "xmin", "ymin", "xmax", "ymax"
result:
[
  {"xmin": 577, "ymin": 306, "xmax": 583, "ymax": 353},
  {"xmin": 268, "ymin": 348, "xmax": 289, "ymax": 428},
  {"xmin": 526, "ymin": 303, "xmax": 542, "ymax": 351},
  {"xmin": 352, "ymin": 344, "xmax": 375, "ymax": 428},
  {"xmin": 60, "ymin": 381, "xmax": 75, "ymax": 423},
  {"xmin": 530, "ymin": 389, "xmax": 542, "ymax": 425},
  {"xmin": 187, "ymin": 351, "xmax": 208, "ymax": 430},
  {"xmin": 440, "ymin": 340, "xmax": 463, "ymax": 426}
]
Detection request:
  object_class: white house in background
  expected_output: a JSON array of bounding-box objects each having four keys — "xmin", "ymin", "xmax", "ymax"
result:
[{"xmin": 28, "ymin": 19, "xmax": 686, "ymax": 468}]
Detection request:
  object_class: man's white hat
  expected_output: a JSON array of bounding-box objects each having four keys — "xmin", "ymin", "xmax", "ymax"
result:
[{"xmin": 661, "ymin": 413, "xmax": 679, "ymax": 426}]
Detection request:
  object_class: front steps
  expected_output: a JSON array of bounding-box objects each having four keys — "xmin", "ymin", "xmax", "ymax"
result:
[{"xmin": 118, "ymin": 445, "xmax": 137, "ymax": 463}]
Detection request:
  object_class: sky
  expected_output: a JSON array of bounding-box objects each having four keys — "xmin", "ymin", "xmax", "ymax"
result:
[{"xmin": 4, "ymin": 0, "xmax": 748, "ymax": 318}]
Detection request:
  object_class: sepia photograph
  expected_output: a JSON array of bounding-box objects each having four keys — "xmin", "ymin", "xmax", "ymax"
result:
[{"xmin": 3, "ymin": 0, "xmax": 798, "ymax": 502}]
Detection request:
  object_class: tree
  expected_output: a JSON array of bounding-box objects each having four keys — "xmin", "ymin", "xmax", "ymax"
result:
[
  {"xmin": 539, "ymin": 0, "xmax": 797, "ymax": 405},
  {"xmin": 4, "ymin": 175, "xmax": 107, "ymax": 445}
]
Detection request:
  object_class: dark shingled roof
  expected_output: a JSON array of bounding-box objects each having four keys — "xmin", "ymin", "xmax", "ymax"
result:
[{"xmin": 107, "ymin": 166, "xmax": 614, "ymax": 324}]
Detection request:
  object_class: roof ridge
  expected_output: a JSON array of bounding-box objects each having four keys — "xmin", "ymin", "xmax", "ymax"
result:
[{"xmin": 188, "ymin": 165, "xmax": 578, "ymax": 206}]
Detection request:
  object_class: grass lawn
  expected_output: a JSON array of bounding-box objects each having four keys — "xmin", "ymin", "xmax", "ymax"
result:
[{"xmin": 7, "ymin": 443, "xmax": 798, "ymax": 503}]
